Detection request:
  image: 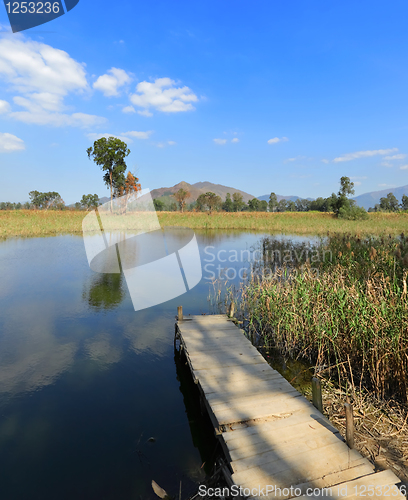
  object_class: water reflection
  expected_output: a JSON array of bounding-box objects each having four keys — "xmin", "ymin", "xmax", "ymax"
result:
[
  {"xmin": 0, "ymin": 231, "xmax": 319, "ymax": 500},
  {"xmin": 82, "ymin": 272, "xmax": 126, "ymax": 310}
]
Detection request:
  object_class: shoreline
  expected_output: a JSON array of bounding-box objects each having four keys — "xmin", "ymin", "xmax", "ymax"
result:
[{"xmin": 1, "ymin": 210, "xmax": 407, "ymax": 239}]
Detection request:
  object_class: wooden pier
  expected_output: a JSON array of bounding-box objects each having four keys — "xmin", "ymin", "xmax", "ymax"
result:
[{"xmin": 175, "ymin": 312, "xmax": 405, "ymax": 499}]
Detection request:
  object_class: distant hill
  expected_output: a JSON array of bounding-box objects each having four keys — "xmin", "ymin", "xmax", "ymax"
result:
[
  {"xmin": 148, "ymin": 181, "xmax": 256, "ymax": 204},
  {"xmin": 353, "ymin": 185, "xmax": 408, "ymax": 210}
]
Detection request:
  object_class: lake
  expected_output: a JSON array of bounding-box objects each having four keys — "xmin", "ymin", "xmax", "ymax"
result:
[{"xmin": 0, "ymin": 230, "xmax": 316, "ymax": 499}]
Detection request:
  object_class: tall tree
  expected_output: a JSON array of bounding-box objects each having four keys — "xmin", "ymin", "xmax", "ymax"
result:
[
  {"xmin": 87, "ymin": 137, "xmax": 130, "ymax": 213},
  {"xmin": 268, "ymin": 193, "xmax": 278, "ymax": 212},
  {"xmin": 196, "ymin": 192, "xmax": 222, "ymax": 213},
  {"xmin": 81, "ymin": 194, "xmax": 100, "ymax": 210},
  {"xmin": 401, "ymin": 194, "xmax": 408, "ymax": 211},
  {"xmin": 173, "ymin": 188, "xmax": 190, "ymax": 212},
  {"xmin": 380, "ymin": 192, "xmax": 399, "ymax": 212},
  {"xmin": 223, "ymin": 193, "xmax": 233, "ymax": 212},
  {"xmin": 232, "ymin": 192, "xmax": 245, "ymax": 212},
  {"xmin": 116, "ymin": 172, "xmax": 141, "ymax": 213},
  {"xmin": 248, "ymin": 198, "xmax": 260, "ymax": 211},
  {"xmin": 29, "ymin": 191, "xmax": 64, "ymax": 210}
]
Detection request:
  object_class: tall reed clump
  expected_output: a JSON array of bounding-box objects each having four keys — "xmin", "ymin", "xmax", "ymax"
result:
[{"xmin": 232, "ymin": 233, "xmax": 408, "ymax": 401}]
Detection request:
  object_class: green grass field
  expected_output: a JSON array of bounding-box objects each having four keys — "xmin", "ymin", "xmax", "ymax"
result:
[{"xmin": 0, "ymin": 209, "xmax": 407, "ymax": 239}]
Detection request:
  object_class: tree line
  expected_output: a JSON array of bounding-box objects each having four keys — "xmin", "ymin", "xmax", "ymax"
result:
[{"xmin": 153, "ymin": 177, "xmax": 394, "ymax": 220}]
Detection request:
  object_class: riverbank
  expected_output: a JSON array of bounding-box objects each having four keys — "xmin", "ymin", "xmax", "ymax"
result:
[{"xmin": 1, "ymin": 210, "xmax": 408, "ymax": 238}]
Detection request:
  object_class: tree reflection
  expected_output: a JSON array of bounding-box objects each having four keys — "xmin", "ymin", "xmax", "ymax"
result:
[{"xmin": 82, "ymin": 272, "xmax": 125, "ymax": 310}]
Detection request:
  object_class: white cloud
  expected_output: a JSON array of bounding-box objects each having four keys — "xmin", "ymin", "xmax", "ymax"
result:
[
  {"xmin": 86, "ymin": 132, "xmax": 133, "ymax": 143},
  {"xmin": 384, "ymin": 154, "xmax": 407, "ymax": 160},
  {"xmin": 0, "ymin": 37, "xmax": 88, "ymax": 96},
  {"xmin": 122, "ymin": 130, "xmax": 153, "ymax": 140},
  {"xmin": 350, "ymin": 176, "xmax": 368, "ymax": 180},
  {"xmin": 0, "ymin": 132, "xmax": 25, "ymax": 152},
  {"xmin": 381, "ymin": 161, "xmax": 393, "ymax": 168},
  {"xmin": 129, "ymin": 77, "xmax": 198, "ymax": 113},
  {"xmin": 353, "ymin": 181, "xmax": 362, "ymax": 186},
  {"xmin": 93, "ymin": 68, "xmax": 132, "ymax": 97},
  {"xmin": 333, "ymin": 148, "xmax": 398, "ymax": 163},
  {"xmin": 155, "ymin": 141, "xmax": 177, "ymax": 148},
  {"xmin": 122, "ymin": 105, "xmax": 135, "ymax": 114},
  {"xmin": 321, "ymin": 159, "xmax": 329, "ymax": 164},
  {"xmin": 285, "ymin": 155, "xmax": 306, "ymax": 163},
  {"xmin": 0, "ymin": 37, "xmax": 106, "ymax": 128},
  {"xmin": 0, "ymin": 100, "xmax": 11, "ymax": 114},
  {"xmin": 378, "ymin": 183, "xmax": 396, "ymax": 188},
  {"xmin": 137, "ymin": 109, "xmax": 153, "ymax": 117},
  {"xmin": 267, "ymin": 137, "xmax": 288, "ymax": 144},
  {"xmin": 213, "ymin": 138, "xmax": 227, "ymax": 145},
  {"xmin": 400, "ymin": 165, "xmax": 408, "ymax": 170},
  {"xmin": 231, "ymin": 138, "xmax": 239, "ymax": 143}
]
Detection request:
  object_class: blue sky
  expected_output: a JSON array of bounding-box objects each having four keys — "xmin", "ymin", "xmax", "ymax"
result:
[{"xmin": 0, "ymin": 0, "xmax": 407, "ymax": 204}]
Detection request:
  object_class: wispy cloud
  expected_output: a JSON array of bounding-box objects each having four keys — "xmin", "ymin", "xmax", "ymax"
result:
[
  {"xmin": 156, "ymin": 141, "xmax": 177, "ymax": 148},
  {"xmin": 87, "ymin": 132, "xmax": 131, "ymax": 143},
  {"xmin": 129, "ymin": 77, "xmax": 198, "ymax": 114},
  {"xmin": 384, "ymin": 154, "xmax": 407, "ymax": 160},
  {"xmin": 0, "ymin": 100, "xmax": 11, "ymax": 114},
  {"xmin": 378, "ymin": 183, "xmax": 396, "ymax": 188},
  {"xmin": 231, "ymin": 138, "xmax": 239, "ymax": 143},
  {"xmin": 122, "ymin": 105, "xmax": 136, "ymax": 114},
  {"xmin": 285, "ymin": 155, "xmax": 305, "ymax": 163},
  {"xmin": 213, "ymin": 138, "xmax": 227, "ymax": 145},
  {"xmin": 267, "ymin": 137, "xmax": 288, "ymax": 144},
  {"xmin": 381, "ymin": 161, "xmax": 393, "ymax": 168},
  {"xmin": 333, "ymin": 148, "xmax": 398, "ymax": 163},
  {"xmin": 400, "ymin": 165, "xmax": 408, "ymax": 170},
  {"xmin": 350, "ymin": 176, "xmax": 368, "ymax": 180},
  {"xmin": 321, "ymin": 159, "xmax": 329, "ymax": 164},
  {"xmin": 122, "ymin": 130, "xmax": 153, "ymax": 140},
  {"xmin": 0, "ymin": 132, "xmax": 25, "ymax": 152},
  {"xmin": 93, "ymin": 68, "xmax": 132, "ymax": 97}
]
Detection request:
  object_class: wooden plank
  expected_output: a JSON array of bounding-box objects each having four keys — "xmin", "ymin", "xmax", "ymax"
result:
[
  {"xmin": 208, "ymin": 386, "xmax": 300, "ymax": 408},
  {"xmin": 231, "ymin": 431, "xmax": 347, "ymax": 473},
  {"xmin": 213, "ymin": 392, "xmax": 312, "ymax": 425},
  {"xmin": 292, "ymin": 470, "xmax": 404, "ymax": 500},
  {"xmin": 188, "ymin": 354, "xmax": 267, "ymax": 372},
  {"xmin": 176, "ymin": 315, "xmax": 403, "ymax": 499},
  {"xmin": 232, "ymin": 446, "xmax": 366, "ymax": 493},
  {"xmin": 186, "ymin": 342, "xmax": 256, "ymax": 357},
  {"xmin": 203, "ymin": 376, "xmax": 297, "ymax": 399},
  {"xmin": 194, "ymin": 363, "xmax": 279, "ymax": 381},
  {"xmin": 182, "ymin": 337, "xmax": 252, "ymax": 350},
  {"xmin": 225, "ymin": 417, "xmax": 344, "ymax": 459},
  {"xmin": 222, "ymin": 412, "xmax": 339, "ymax": 448}
]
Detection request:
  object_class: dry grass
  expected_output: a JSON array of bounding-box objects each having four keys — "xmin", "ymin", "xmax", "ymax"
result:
[{"xmin": 1, "ymin": 210, "xmax": 408, "ymax": 239}]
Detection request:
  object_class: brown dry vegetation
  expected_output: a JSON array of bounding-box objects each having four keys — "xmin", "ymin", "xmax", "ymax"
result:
[{"xmin": 1, "ymin": 210, "xmax": 408, "ymax": 239}]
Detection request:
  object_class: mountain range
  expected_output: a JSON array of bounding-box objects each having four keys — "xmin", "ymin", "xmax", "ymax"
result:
[{"xmin": 96, "ymin": 181, "xmax": 408, "ymax": 210}]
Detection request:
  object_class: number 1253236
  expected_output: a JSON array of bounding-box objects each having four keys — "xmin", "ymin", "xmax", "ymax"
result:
[{"xmin": 5, "ymin": 2, "xmax": 60, "ymax": 14}]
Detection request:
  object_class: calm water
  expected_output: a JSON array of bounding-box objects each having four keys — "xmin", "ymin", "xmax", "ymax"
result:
[{"xmin": 0, "ymin": 230, "xmax": 315, "ymax": 500}]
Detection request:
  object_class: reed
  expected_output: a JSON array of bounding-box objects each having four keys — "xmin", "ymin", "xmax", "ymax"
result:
[{"xmin": 228, "ymin": 234, "xmax": 408, "ymax": 401}]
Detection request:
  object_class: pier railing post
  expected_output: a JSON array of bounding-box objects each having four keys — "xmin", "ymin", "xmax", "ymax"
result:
[
  {"xmin": 344, "ymin": 403, "xmax": 355, "ymax": 449},
  {"xmin": 177, "ymin": 306, "xmax": 183, "ymax": 321},
  {"xmin": 228, "ymin": 302, "xmax": 235, "ymax": 318},
  {"xmin": 312, "ymin": 377, "xmax": 323, "ymax": 414}
]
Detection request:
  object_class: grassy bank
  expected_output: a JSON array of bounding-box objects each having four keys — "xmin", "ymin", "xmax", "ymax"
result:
[
  {"xmin": 1, "ymin": 210, "xmax": 408, "ymax": 238},
  {"xmin": 228, "ymin": 234, "xmax": 408, "ymax": 401}
]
